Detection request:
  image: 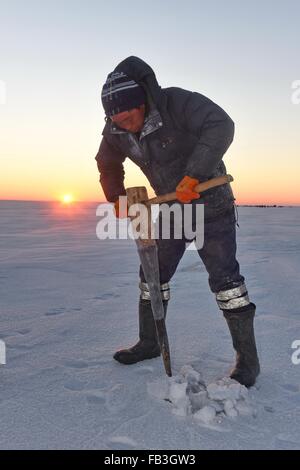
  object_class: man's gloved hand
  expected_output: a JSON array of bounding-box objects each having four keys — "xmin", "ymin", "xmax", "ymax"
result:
[
  {"xmin": 176, "ymin": 176, "xmax": 200, "ymax": 203},
  {"xmin": 114, "ymin": 199, "xmax": 128, "ymax": 218}
]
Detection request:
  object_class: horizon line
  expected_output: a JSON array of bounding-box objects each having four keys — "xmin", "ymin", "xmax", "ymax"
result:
[{"xmin": 0, "ymin": 199, "xmax": 300, "ymax": 207}]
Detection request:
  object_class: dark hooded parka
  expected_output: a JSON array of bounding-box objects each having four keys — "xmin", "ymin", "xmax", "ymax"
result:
[{"xmin": 95, "ymin": 56, "xmax": 235, "ymax": 218}]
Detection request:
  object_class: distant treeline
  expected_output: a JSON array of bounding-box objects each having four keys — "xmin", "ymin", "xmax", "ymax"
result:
[{"xmin": 237, "ymin": 205, "xmax": 293, "ymax": 208}]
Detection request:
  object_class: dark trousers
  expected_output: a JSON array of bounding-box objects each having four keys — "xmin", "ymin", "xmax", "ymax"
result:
[{"xmin": 139, "ymin": 205, "xmax": 245, "ymax": 294}]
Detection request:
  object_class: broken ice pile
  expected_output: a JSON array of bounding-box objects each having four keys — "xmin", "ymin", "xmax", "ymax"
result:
[{"xmin": 167, "ymin": 365, "xmax": 255, "ymax": 424}]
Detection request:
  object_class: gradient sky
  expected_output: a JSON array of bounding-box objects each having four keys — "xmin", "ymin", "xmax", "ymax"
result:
[{"xmin": 1, "ymin": 0, "xmax": 299, "ymax": 204}]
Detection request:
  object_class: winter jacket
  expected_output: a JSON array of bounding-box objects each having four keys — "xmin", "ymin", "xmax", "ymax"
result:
[{"xmin": 95, "ymin": 56, "xmax": 235, "ymax": 218}]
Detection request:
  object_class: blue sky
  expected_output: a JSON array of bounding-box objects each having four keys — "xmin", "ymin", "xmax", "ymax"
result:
[{"xmin": 1, "ymin": 0, "xmax": 299, "ymax": 202}]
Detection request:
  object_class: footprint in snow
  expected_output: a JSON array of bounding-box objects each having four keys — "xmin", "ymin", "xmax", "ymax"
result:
[
  {"xmin": 17, "ymin": 328, "xmax": 31, "ymax": 335},
  {"xmin": 264, "ymin": 405, "xmax": 274, "ymax": 413},
  {"xmin": 45, "ymin": 307, "xmax": 66, "ymax": 316},
  {"xmin": 93, "ymin": 293, "xmax": 119, "ymax": 301},
  {"xmin": 86, "ymin": 391, "xmax": 106, "ymax": 405},
  {"xmin": 255, "ymin": 258, "xmax": 269, "ymax": 264},
  {"xmin": 1, "ymin": 328, "xmax": 32, "ymax": 339}
]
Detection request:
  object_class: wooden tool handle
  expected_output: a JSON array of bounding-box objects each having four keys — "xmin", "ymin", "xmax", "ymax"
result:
[{"xmin": 146, "ymin": 174, "xmax": 234, "ymax": 205}]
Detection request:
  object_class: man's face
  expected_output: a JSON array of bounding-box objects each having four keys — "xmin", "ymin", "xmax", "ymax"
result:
[{"xmin": 110, "ymin": 104, "xmax": 145, "ymax": 133}]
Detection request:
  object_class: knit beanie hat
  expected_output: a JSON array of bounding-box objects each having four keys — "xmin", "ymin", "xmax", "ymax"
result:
[{"xmin": 101, "ymin": 71, "xmax": 146, "ymax": 116}]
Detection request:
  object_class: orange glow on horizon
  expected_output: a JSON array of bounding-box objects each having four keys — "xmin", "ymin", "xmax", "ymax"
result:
[{"xmin": 1, "ymin": 153, "xmax": 300, "ymax": 206}]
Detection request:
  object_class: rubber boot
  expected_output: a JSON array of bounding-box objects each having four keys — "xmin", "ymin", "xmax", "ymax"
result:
[
  {"xmin": 223, "ymin": 302, "xmax": 260, "ymax": 387},
  {"xmin": 113, "ymin": 299, "xmax": 168, "ymax": 365}
]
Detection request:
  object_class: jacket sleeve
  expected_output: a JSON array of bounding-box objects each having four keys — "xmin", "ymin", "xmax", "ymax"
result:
[
  {"xmin": 95, "ymin": 136, "xmax": 127, "ymax": 202},
  {"xmin": 183, "ymin": 92, "xmax": 235, "ymax": 180}
]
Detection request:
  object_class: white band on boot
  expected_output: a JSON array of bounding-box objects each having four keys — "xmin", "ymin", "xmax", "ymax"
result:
[
  {"xmin": 139, "ymin": 282, "xmax": 170, "ymax": 301},
  {"xmin": 216, "ymin": 283, "xmax": 250, "ymax": 309}
]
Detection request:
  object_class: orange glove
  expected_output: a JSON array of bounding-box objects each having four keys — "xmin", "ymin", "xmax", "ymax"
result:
[
  {"xmin": 114, "ymin": 199, "xmax": 128, "ymax": 218},
  {"xmin": 176, "ymin": 176, "xmax": 200, "ymax": 203}
]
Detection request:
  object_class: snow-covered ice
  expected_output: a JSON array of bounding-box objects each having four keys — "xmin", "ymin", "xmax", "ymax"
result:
[{"xmin": 1, "ymin": 202, "xmax": 300, "ymax": 449}]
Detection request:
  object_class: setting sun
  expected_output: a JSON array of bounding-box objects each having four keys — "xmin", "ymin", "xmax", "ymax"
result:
[{"xmin": 62, "ymin": 194, "xmax": 74, "ymax": 204}]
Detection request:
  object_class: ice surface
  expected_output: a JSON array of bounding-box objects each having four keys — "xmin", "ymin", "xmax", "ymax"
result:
[{"xmin": 1, "ymin": 202, "xmax": 300, "ymax": 449}]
